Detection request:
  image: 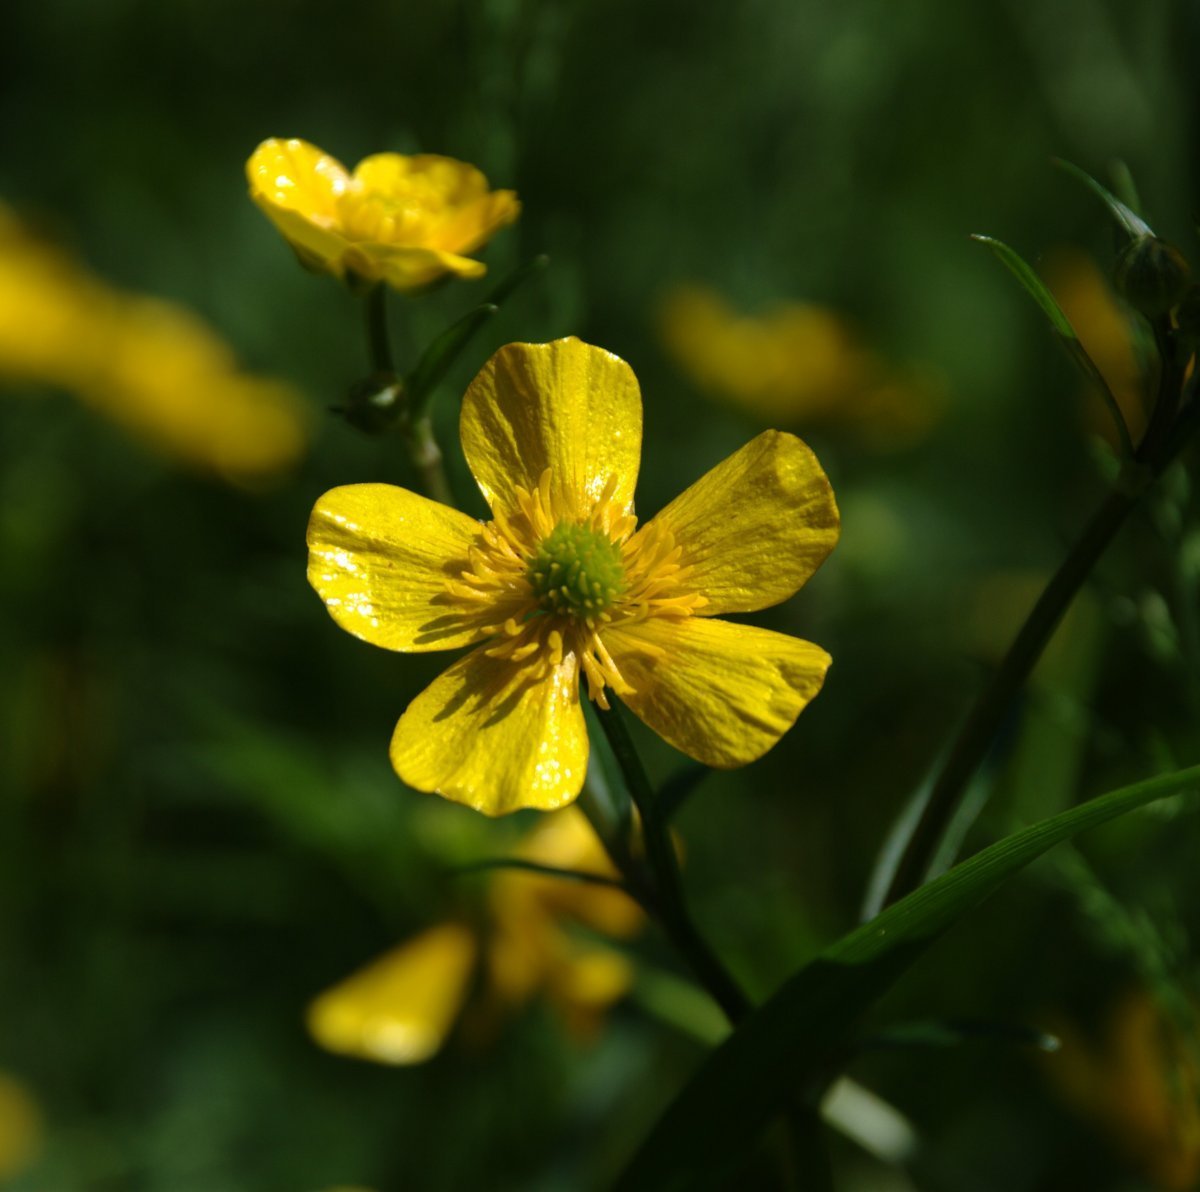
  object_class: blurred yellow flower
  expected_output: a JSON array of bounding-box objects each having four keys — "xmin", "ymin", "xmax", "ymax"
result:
[
  {"xmin": 1044, "ymin": 248, "xmax": 1149, "ymax": 447},
  {"xmin": 0, "ymin": 204, "xmax": 308, "ymax": 481},
  {"xmin": 658, "ymin": 284, "xmax": 939, "ymax": 443},
  {"xmin": 306, "ymin": 807, "xmax": 642, "ymax": 1064},
  {"xmin": 0, "ymin": 1072, "xmax": 43, "ymax": 1182},
  {"xmin": 246, "ymin": 138, "xmax": 520, "ymax": 291},
  {"xmin": 308, "ymin": 337, "xmax": 839, "ymax": 815},
  {"xmin": 1046, "ymin": 989, "xmax": 1200, "ymax": 1190}
]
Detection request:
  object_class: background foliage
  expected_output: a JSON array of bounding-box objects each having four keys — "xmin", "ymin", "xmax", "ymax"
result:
[{"xmin": 2, "ymin": 0, "xmax": 1198, "ymax": 1188}]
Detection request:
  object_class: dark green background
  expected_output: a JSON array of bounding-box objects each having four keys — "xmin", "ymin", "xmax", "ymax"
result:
[{"xmin": 2, "ymin": 1, "xmax": 1197, "ymax": 1188}]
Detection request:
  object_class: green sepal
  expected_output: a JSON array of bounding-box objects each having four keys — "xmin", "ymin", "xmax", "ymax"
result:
[
  {"xmin": 1054, "ymin": 157, "xmax": 1155, "ymax": 241},
  {"xmin": 405, "ymin": 254, "xmax": 550, "ymax": 414},
  {"xmin": 971, "ymin": 234, "xmax": 1134, "ymax": 455},
  {"xmin": 616, "ymin": 764, "xmax": 1200, "ymax": 1191}
]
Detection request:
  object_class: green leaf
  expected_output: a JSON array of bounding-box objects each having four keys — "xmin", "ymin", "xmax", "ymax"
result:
[
  {"xmin": 971, "ymin": 234, "xmax": 1134, "ymax": 457},
  {"xmin": 971, "ymin": 234, "xmax": 1076, "ymax": 337},
  {"xmin": 616, "ymin": 764, "xmax": 1200, "ymax": 1191},
  {"xmin": 406, "ymin": 254, "xmax": 550, "ymax": 411},
  {"xmin": 1054, "ymin": 157, "xmax": 1155, "ymax": 240},
  {"xmin": 405, "ymin": 302, "xmax": 499, "ymax": 409}
]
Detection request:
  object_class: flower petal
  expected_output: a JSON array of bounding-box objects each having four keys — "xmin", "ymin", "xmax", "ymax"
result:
[
  {"xmin": 604, "ymin": 616, "xmax": 831, "ymax": 768},
  {"xmin": 434, "ymin": 191, "xmax": 522, "ymax": 254},
  {"xmin": 307, "ymin": 484, "xmax": 486, "ymax": 653},
  {"xmin": 636, "ymin": 429, "xmax": 839, "ymax": 615},
  {"xmin": 246, "ymin": 138, "xmax": 352, "ymax": 273},
  {"xmin": 391, "ymin": 646, "xmax": 588, "ymax": 815},
  {"xmin": 306, "ymin": 924, "xmax": 477, "ymax": 1065},
  {"xmin": 352, "ymin": 153, "xmax": 490, "ymax": 203},
  {"xmin": 460, "ymin": 338, "xmax": 643, "ymax": 521},
  {"xmin": 354, "ymin": 243, "xmax": 487, "ymax": 291}
]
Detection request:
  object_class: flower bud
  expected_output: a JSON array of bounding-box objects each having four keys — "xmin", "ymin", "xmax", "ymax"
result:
[
  {"xmin": 1113, "ymin": 236, "xmax": 1191, "ymax": 318},
  {"xmin": 343, "ymin": 372, "xmax": 404, "ymax": 434}
]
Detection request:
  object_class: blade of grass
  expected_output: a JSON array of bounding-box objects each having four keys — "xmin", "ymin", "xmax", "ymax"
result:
[{"xmin": 617, "ymin": 763, "xmax": 1200, "ymax": 1191}]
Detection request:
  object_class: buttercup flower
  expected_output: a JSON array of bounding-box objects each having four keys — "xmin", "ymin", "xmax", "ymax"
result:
[
  {"xmin": 246, "ymin": 138, "xmax": 520, "ymax": 291},
  {"xmin": 308, "ymin": 337, "xmax": 839, "ymax": 815},
  {"xmin": 307, "ymin": 807, "xmax": 642, "ymax": 1064},
  {"xmin": 659, "ymin": 284, "xmax": 939, "ymax": 444},
  {"xmin": 0, "ymin": 202, "xmax": 308, "ymax": 480}
]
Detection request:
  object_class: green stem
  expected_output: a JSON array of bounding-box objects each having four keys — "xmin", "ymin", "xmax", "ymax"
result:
[
  {"xmin": 595, "ymin": 703, "xmax": 751, "ymax": 1024},
  {"xmin": 883, "ymin": 329, "xmax": 1193, "ymax": 907},
  {"xmin": 406, "ymin": 413, "xmax": 456, "ymax": 507},
  {"xmin": 365, "ymin": 284, "xmax": 394, "ymax": 374},
  {"xmin": 359, "ymin": 286, "xmax": 457, "ymax": 505}
]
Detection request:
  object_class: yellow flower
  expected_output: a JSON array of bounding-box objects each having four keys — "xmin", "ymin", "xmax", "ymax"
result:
[
  {"xmin": 306, "ymin": 807, "xmax": 642, "ymax": 1064},
  {"xmin": 0, "ymin": 203, "xmax": 308, "ymax": 481},
  {"xmin": 246, "ymin": 138, "xmax": 520, "ymax": 291},
  {"xmin": 658, "ymin": 284, "xmax": 939, "ymax": 443},
  {"xmin": 308, "ymin": 336, "xmax": 839, "ymax": 815},
  {"xmin": 1046, "ymin": 989, "xmax": 1200, "ymax": 1190}
]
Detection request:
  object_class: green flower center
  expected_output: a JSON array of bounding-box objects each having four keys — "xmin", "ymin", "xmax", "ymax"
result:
[{"xmin": 527, "ymin": 522, "xmax": 625, "ymax": 620}]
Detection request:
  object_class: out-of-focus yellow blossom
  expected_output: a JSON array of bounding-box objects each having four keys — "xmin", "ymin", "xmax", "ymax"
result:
[
  {"xmin": 308, "ymin": 337, "xmax": 839, "ymax": 815},
  {"xmin": 1044, "ymin": 248, "xmax": 1150, "ymax": 447},
  {"xmin": 1046, "ymin": 989, "xmax": 1200, "ymax": 1190},
  {"xmin": 246, "ymin": 138, "xmax": 520, "ymax": 291},
  {"xmin": 0, "ymin": 204, "xmax": 307, "ymax": 481},
  {"xmin": 658, "ymin": 284, "xmax": 939, "ymax": 443},
  {"xmin": 306, "ymin": 807, "xmax": 642, "ymax": 1064},
  {"xmin": 0, "ymin": 1072, "xmax": 43, "ymax": 1182}
]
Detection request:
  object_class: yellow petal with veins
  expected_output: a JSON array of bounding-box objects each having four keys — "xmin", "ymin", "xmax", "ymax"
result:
[
  {"xmin": 635, "ymin": 429, "xmax": 839, "ymax": 615},
  {"xmin": 604, "ymin": 616, "xmax": 831, "ymax": 767},
  {"xmin": 306, "ymin": 924, "xmax": 477, "ymax": 1065},
  {"xmin": 391, "ymin": 645, "xmax": 588, "ymax": 814},
  {"xmin": 307, "ymin": 484, "xmax": 485, "ymax": 653},
  {"xmin": 460, "ymin": 338, "xmax": 642, "ymax": 521}
]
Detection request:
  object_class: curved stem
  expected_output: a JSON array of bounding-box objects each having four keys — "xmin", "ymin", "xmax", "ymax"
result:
[
  {"xmin": 883, "ymin": 328, "xmax": 1192, "ymax": 907},
  {"xmin": 595, "ymin": 703, "xmax": 751, "ymax": 1024}
]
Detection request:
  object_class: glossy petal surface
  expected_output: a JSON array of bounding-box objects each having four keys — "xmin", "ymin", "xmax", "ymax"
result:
[
  {"xmin": 460, "ymin": 338, "xmax": 642, "ymax": 519},
  {"xmin": 307, "ymin": 484, "xmax": 484, "ymax": 653},
  {"xmin": 306, "ymin": 924, "xmax": 477, "ymax": 1065},
  {"xmin": 352, "ymin": 152, "xmax": 489, "ymax": 205},
  {"xmin": 605, "ymin": 616, "xmax": 831, "ymax": 767},
  {"xmin": 636, "ymin": 429, "xmax": 839, "ymax": 615},
  {"xmin": 246, "ymin": 138, "xmax": 351, "ymax": 272},
  {"xmin": 391, "ymin": 646, "xmax": 588, "ymax": 814}
]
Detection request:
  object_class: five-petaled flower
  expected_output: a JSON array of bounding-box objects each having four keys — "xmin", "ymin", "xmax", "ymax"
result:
[
  {"xmin": 307, "ymin": 337, "xmax": 840, "ymax": 815},
  {"xmin": 246, "ymin": 138, "xmax": 520, "ymax": 291}
]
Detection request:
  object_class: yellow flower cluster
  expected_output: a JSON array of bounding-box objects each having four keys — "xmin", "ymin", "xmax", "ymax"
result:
[
  {"xmin": 308, "ymin": 337, "xmax": 839, "ymax": 815},
  {"xmin": 659, "ymin": 284, "xmax": 939, "ymax": 442},
  {"xmin": 306, "ymin": 808, "xmax": 642, "ymax": 1064},
  {"xmin": 247, "ymin": 138, "xmax": 520, "ymax": 291},
  {"xmin": 0, "ymin": 204, "xmax": 307, "ymax": 481}
]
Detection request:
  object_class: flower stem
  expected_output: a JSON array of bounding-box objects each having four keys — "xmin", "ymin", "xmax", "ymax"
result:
[
  {"xmin": 364, "ymin": 284, "xmax": 394, "ymax": 375},
  {"xmin": 882, "ymin": 328, "xmax": 1195, "ymax": 907},
  {"xmin": 360, "ymin": 286, "xmax": 456, "ymax": 506},
  {"xmin": 406, "ymin": 413, "xmax": 456, "ymax": 507},
  {"xmin": 595, "ymin": 703, "xmax": 752, "ymax": 1024}
]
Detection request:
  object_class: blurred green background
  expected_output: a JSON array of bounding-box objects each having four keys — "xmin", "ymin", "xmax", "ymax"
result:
[{"xmin": 2, "ymin": 0, "xmax": 1199, "ymax": 1188}]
